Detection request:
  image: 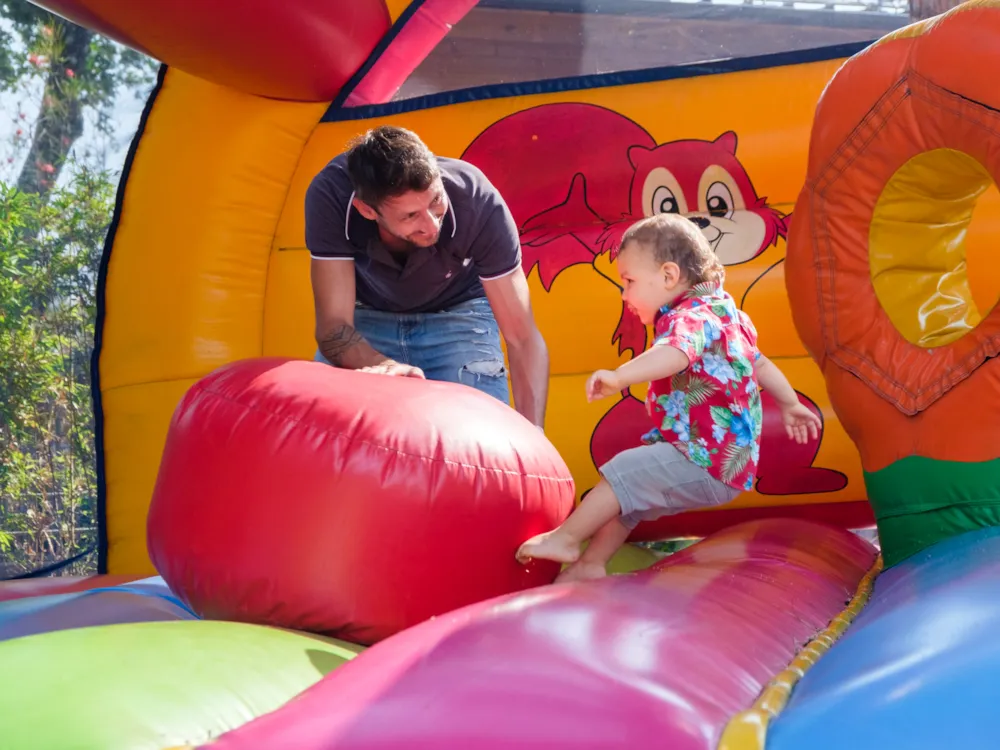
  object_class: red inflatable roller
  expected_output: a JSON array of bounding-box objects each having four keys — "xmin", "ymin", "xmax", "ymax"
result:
[{"xmin": 147, "ymin": 358, "xmax": 575, "ymax": 645}]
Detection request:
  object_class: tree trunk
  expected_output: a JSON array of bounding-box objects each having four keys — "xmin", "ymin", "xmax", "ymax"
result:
[
  {"xmin": 909, "ymin": 0, "xmax": 966, "ymax": 20},
  {"xmin": 16, "ymin": 21, "xmax": 92, "ymax": 197}
]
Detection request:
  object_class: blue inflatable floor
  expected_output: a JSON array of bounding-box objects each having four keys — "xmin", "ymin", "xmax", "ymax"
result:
[
  {"xmin": 768, "ymin": 525, "xmax": 1000, "ymax": 750},
  {"xmin": 0, "ymin": 576, "xmax": 196, "ymax": 642}
]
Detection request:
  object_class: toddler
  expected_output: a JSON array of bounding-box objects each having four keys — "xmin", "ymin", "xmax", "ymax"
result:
[{"xmin": 516, "ymin": 213, "xmax": 821, "ymax": 583}]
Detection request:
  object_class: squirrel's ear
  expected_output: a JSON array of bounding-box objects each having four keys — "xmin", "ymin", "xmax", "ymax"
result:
[
  {"xmin": 714, "ymin": 131, "xmax": 738, "ymax": 155},
  {"xmin": 627, "ymin": 144, "xmax": 652, "ymax": 170}
]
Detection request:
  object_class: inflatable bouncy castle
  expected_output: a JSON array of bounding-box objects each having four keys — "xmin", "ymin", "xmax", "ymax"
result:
[{"xmin": 3, "ymin": 1, "xmax": 1000, "ymax": 748}]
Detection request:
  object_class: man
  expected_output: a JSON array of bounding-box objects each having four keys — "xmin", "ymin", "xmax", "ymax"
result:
[{"xmin": 305, "ymin": 125, "xmax": 550, "ymax": 428}]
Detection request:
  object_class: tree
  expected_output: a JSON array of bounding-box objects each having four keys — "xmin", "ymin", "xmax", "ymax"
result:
[
  {"xmin": 0, "ymin": 4, "xmax": 155, "ymax": 576},
  {"xmin": 0, "ymin": 168, "xmax": 113, "ymax": 576},
  {"xmin": 1, "ymin": 1, "xmax": 155, "ymax": 197},
  {"xmin": 910, "ymin": 0, "xmax": 966, "ymax": 20}
]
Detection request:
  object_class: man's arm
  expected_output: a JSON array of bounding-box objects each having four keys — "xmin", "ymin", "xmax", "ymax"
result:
[
  {"xmin": 305, "ymin": 171, "xmax": 387, "ymax": 370},
  {"xmin": 312, "ymin": 258, "xmax": 382, "ymax": 368},
  {"xmin": 482, "ymin": 267, "xmax": 549, "ymax": 428},
  {"xmin": 311, "ymin": 259, "xmax": 423, "ymax": 377}
]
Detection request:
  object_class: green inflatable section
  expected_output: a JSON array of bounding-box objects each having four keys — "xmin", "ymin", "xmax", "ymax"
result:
[
  {"xmin": 865, "ymin": 454, "xmax": 1000, "ymax": 566},
  {"xmin": 606, "ymin": 542, "xmax": 661, "ymax": 574},
  {"xmin": 0, "ymin": 619, "xmax": 363, "ymax": 750}
]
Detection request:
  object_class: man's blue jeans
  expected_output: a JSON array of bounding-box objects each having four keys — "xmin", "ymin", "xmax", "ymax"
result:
[{"xmin": 314, "ymin": 296, "xmax": 511, "ymax": 405}]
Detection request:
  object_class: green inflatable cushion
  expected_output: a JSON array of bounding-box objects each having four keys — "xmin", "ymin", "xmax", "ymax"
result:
[{"xmin": 0, "ymin": 619, "xmax": 363, "ymax": 750}]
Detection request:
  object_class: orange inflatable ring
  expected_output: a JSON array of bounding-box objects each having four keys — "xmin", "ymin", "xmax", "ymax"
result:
[{"xmin": 786, "ymin": 0, "xmax": 1000, "ymax": 566}]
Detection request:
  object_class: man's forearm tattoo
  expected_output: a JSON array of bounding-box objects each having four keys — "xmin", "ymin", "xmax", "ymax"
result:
[{"xmin": 320, "ymin": 324, "xmax": 365, "ymax": 366}]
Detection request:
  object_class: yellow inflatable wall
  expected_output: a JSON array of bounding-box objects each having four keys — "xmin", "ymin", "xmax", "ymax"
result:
[{"xmin": 99, "ymin": 50, "xmax": 964, "ymax": 574}]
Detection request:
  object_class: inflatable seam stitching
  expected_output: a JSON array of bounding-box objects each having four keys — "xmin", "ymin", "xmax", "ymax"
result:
[
  {"xmin": 321, "ymin": 41, "xmax": 875, "ymax": 123},
  {"xmin": 716, "ymin": 553, "xmax": 883, "ymax": 750},
  {"xmin": 812, "ymin": 70, "xmax": 1000, "ymax": 416}
]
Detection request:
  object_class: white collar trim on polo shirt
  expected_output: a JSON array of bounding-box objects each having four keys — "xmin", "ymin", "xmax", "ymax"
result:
[{"xmin": 344, "ymin": 190, "xmax": 457, "ymax": 242}]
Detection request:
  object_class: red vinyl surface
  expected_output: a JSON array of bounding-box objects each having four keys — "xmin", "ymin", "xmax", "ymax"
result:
[
  {"xmin": 147, "ymin": 358, "xmax": 575, "ymax": 645},
  {"xmin": 629, "ymin": 499, "xmax": 876, "ymax": 541},
  {"xmin": 30, "ymin": 0, "xmax": 393, "ymax": 101},
  {"xmin": 343, "ymin": 0, "xmax": 479, "ymax": 107}
]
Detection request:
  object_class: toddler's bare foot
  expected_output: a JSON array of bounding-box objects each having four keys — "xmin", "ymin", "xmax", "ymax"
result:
[
  {"xmin": 516, "ymin": 530, "xmax": 581, "ymax": 565},
  {"xmin": 555, "ymin": 561, "xmax": 607, "ymax": 584}
]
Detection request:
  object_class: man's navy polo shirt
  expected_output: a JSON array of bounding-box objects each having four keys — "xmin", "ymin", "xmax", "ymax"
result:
[{"xmin": 304, "ymin": 154, "xmax": 522, "ymax": 314}]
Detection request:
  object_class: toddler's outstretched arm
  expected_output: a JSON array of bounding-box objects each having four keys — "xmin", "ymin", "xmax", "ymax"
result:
[
  {"xmin": 586, "ymin": 344, "xmax": 689, "ymax": 401},
  {"xmin": 754, "ymin": 354, "xmax": 798, "ymax": 405},
  {"xmin": 755, "ymin": 354, "xmax": 821, "ymax": 444}
]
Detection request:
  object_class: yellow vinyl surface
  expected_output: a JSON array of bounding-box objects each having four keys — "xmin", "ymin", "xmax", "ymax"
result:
[
  {"xmin": 717, "ymin": 555, "xmax": 883, "ymax": 750},
  {"xmin": 99, "ymin": 67, "xmax": 326, "ymax": 572},
  {"xmin": 870, "ymin": 148, "xmax": 995, "ymax": 349},
  {"xmin": 384, "ymin": 0, "xmax": 414, "ymax": 23},
  {"xmin": 103, "ymin": 56, "xmax": 888, "ymax": 573}
]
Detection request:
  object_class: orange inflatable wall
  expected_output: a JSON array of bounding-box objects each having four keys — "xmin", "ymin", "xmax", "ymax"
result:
[{"xmin": 786, "ymin": 0, "xmax": 1000, "ymax": 565}]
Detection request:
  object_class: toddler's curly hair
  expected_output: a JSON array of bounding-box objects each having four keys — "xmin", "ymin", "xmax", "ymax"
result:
[{"xmin": 619, "ymin": 214, "xmax": 724, "ymax": 284}]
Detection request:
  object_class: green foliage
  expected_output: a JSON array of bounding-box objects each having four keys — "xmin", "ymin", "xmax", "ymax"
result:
[
  {"xmin": 0, "ymin": 167, "xmax": 113, "ymax": 576},
  {"xmin": 1, "ymin": 1, "xmax": 154, "ymax": 109},
  {"xmin": 0, "ymin": 4, "xmax": 156, "ymax": 576}
]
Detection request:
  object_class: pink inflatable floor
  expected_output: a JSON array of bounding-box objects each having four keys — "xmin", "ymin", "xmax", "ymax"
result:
[{"xmin": 203, "ymin": 518, "xmax": 877, "ymax": 750}]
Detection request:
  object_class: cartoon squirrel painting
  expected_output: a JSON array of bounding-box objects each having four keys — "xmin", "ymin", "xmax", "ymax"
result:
[{"xmin": 463, "ymin": 102, "xmax": 846, "ymax": 496}]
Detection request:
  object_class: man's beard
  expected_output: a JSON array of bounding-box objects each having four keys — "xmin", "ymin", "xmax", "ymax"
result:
[{"xmin": 380, "ymin": 219, "xmax": 440, "ymax": 249}]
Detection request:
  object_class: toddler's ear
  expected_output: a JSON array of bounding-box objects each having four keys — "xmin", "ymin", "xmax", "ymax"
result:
[{"xmin": 662, "ymin": 261, "xmax": 681, "ymax": 286}]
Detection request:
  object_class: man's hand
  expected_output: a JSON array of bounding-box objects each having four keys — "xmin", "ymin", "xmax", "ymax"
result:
[
  {"xmin": 358, "ymin": 360, "xmax": 425, "ymax": 379},
  {"xmin": 586, "ymin": 369, "xmax": 623, "ymax": 402},
  {"xmin": 780, "ymin": 401, "xmax": 821, "ymax": 444}
]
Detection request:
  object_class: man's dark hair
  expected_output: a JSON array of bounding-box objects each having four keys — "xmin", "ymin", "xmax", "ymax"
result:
[{"xmin": 345, "ymin": 125, "xmax": 440, "ymax": 208}]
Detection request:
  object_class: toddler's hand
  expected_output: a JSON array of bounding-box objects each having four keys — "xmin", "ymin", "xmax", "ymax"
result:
[
  {"xmin": 780, "ymin": 401, "xmax": 821, "ymax": 444},
  {"xmin": 586, "ymin": 369, "xmax": 622, "ymax": 402}
]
